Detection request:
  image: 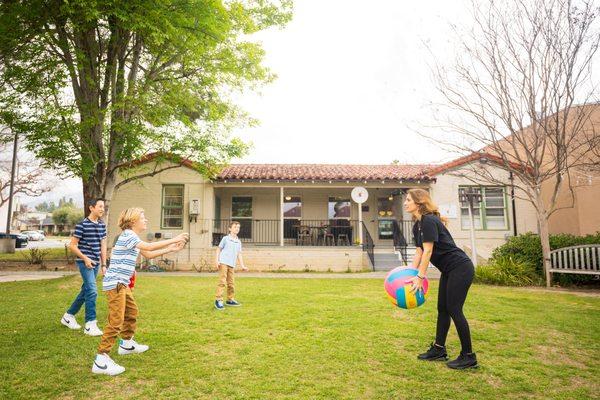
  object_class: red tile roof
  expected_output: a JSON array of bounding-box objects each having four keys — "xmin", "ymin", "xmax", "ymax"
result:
[
  {"xmin": 426, "ymin": 152, "xmax": 532, "ymax": 176},
  {"xmin": 132, "ymin": 152, "xmax": 528, "ymax": 182},
  {"xmin": 215, "ymin": 164, "xmax": 435, "ymax": 182}
]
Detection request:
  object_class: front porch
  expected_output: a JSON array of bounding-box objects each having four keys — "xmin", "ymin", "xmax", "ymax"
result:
[{"xmin": 211, "ymin": 185, "xmax": 419, "ymax": 247}]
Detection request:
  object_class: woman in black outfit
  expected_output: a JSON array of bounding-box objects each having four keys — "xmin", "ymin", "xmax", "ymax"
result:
[{"xmin": 404, "ymin": 189, "xmax": 478, "ymax": 369}]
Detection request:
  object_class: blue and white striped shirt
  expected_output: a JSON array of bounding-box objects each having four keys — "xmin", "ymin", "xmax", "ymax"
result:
[
  {"xmin": 73, "ymin": 218, "xmax": 107, "ymax": 263},
  {"xmin": 102, "ymin": 230, "xmax": 141, "ymax": 291}
]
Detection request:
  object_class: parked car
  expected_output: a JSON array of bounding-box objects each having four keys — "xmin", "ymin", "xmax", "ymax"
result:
[
  {"xmin": 0, "ymin": 233, "xmax": 28, "ymax": 248},
  {"xmin": 21, "ymin": 230, "xmax": 45, "ymax": 241}
]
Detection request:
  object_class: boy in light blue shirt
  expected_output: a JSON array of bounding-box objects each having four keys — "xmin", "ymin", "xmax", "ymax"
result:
[{"xmin": 214, "ymin": 221, "xmax": 247, "ymax": 310}]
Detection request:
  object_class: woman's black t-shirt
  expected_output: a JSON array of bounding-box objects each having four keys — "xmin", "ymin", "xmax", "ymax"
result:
[{"xmin": 413, "ymin": 214, "xmax": 472, "ymax": 273}]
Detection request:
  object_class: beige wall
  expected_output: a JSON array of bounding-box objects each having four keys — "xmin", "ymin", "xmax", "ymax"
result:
[
  {"xmin": 544, "ymin": 173, "xmax": 600, "ymax": 236},
  {"xmin": 492, "ymin": 104, "xmax": 600, "ymax": 237},
  {"xmin": 430, "ymin": 166, "xmax": 539, "ymax": 260},
  {"xmin": 108, "ymin": 163, "xmax": 216, "ymax": 267},
  {"xmin": 109, "ymin": 170, "xmax": 377, "ymax": 270},
  {"xmin": 109, "ymin": 161, "xmax": 541, "ymax": 268}
]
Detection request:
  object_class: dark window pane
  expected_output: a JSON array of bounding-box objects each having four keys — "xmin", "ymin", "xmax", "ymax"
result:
[
  {"xmin": 328, "ymin": 197, "xmax": 351, "ymax": 219},
  {"xmin": 164, "ymin": 217, "xmax": 183, "ymax": 228},
  {"xmin": 283, "ymin": 196, "xmax": 302, "ymax": 218},
  {"xmin": 378, "ymin": 220, "xmax": 394, "ymax": 240},
  {"xmin": 284, "ymin": 219, "xmax": 300, "ymax": 239},
  {"xmin": 237, "ymin": 220, "xmax": 252, "ymax": 239},
  {"xmin": 232, "ymin": 197, "xmax": 252, "ymax": 218}
]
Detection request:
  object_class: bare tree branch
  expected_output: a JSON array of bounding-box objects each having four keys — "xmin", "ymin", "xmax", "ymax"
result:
[{"xmin": 426, "ymin": 0, "xmax": 600, "ymax": 287}]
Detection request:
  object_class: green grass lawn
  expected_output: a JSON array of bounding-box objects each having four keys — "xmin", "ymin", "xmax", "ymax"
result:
[{"xmin": 0, "ymin": 276, "xmax": 598, "ymax": 400}]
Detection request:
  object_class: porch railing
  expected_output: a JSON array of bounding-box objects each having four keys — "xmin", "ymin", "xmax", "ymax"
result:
[
  {"xmin": 393, "ymin": 220, "xmax": 414, "ymax": 264},
  {"xmin": 211, "ymin": 219, "xmax": 361, "ymax": 247},
  {"xmin": 362, "ymin": 221, "xmax": 375, "ymax": 270}
]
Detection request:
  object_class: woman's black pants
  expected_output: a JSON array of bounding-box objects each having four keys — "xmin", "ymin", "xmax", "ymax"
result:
[{"xmin": 435, "ymin": 262, "xmax": 474, "ymax": 354}]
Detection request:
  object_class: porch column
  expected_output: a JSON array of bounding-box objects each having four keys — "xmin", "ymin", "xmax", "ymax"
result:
[
  {"xmin": 358, "ymin": 202, "xmax": 363, "ymax": 245},
  {"xmin": 280, "ymin": 186, "xmax": 284, "ymax": 246}
]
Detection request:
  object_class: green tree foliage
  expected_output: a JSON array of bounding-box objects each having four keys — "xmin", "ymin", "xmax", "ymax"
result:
[
  {"xmin": 58, "ymin": 197, "xmax": 76, "ymax": 208},
  {"xmin": 51, "ymin": 207, "xmax": 71, "ymax": 226},
  {"xmin": 52, "ymin": 206, "xmax": 84, "ymax": 227},
  {"xmin": 0, "ymin": 0, "xmax": 292, "ymax": 211},
  {"xmin": 35, "ymin": 201, "xmax": 57, "ymax": 212}
]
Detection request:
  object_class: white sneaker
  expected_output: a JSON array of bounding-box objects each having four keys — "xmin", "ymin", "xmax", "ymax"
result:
[
  {"xmin": 91, "ymin": 353, "xmax": 125, "ymax": 376},
  {"xmin": 60, "ymin": 313, "xmax": 81, "ymax": 330},
  {"xmin": 84, "ymin": 320, "xmax": 103, "ymax": 337},
  {"xmin": 118, "ymin": 337, "xmax": 149, "ymax": 355}
]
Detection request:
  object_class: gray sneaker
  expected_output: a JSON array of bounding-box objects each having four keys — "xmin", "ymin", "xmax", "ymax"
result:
[{"xmin": 215, "ymin": 300, "xmax": 225, "ymax": 310}]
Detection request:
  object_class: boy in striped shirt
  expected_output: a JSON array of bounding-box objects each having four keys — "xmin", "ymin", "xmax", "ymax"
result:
[
  {"xmin": 61, "ymin": 198, "xmax": 107, "ymax": 336},
  {"xmin": 92, "ymin": 207, "xmax": 188, "ymax": 376}
]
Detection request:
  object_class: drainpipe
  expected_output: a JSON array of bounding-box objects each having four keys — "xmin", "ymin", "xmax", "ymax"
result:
[{"xmin": 509, "ymin": 171, "xmax": 517, "ymax": 236}]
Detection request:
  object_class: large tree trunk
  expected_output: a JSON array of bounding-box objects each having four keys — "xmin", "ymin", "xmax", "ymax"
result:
[
  {"xmin": 535, "ymin": 191, "xmax": 553, "ymax": 288},
  {"xmin": 82, "ymin": 172, "xmax": 116, "ymax": 225}
]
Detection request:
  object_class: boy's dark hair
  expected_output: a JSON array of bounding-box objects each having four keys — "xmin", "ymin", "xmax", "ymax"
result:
[
  {"xmin": 87, "ymin": 198, "xmax": 105, "ymax": 210},
  {"xmin": 229, "ymin": 221, "xmax": 240, "ymax": 228}
]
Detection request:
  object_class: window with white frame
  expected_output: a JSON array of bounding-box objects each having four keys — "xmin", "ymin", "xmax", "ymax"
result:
[
  {"xmin": 161, "ymin": 185, "xmax": 184, "ymax": 229},
  {"xmin": 460, "ymin": 186, "xmax": 508, "ymax": 230}
]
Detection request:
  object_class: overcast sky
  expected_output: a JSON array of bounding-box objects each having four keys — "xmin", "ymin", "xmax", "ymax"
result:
[
  {"xmin": 18, "ymin": 0, "xmax": 473, "ymax": 207},
  {"xmin": 232, "ymin": 0, "xmax": 469, "ymax": 164}
]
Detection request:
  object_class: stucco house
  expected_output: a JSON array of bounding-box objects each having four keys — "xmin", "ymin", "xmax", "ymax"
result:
[{"xmin": 106, "ymin": 154, "xmax": 539, "ymax": 271}]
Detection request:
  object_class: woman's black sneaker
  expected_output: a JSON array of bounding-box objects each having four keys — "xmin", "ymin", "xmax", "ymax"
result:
[
  {"xmin": 447, "ymin": 352, "xmax": 478, "ymax": 369},
  {"xmin": 417, "ymin": 343, "xmax": 448, "ymax": 361}
]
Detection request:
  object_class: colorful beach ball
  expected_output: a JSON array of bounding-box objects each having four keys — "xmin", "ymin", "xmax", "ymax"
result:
[{"xmin": 384, "ymin": 267, "xmax": 429, "ymax": 309}]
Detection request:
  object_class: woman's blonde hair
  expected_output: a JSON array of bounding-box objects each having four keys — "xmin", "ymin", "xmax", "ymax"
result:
[
  {"xmin": 407, "ymin": 189, "xmax": 448, "ymax": 224},
  {"xmin": 118, "ymin": 208, "xmax": 145, "ymax": 230}
]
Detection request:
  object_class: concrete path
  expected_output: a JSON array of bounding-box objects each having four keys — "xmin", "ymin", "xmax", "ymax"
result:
[
  {"xmin": 0, "ymin": 271, "xmax": 76, "ymax": 283},
  {"xmin": 0, "ymin": 268, "xmax": 440, "ymax": 282}
]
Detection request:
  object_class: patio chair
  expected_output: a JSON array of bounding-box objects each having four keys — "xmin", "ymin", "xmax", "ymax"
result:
[
  {"xmin": 297, "ymin": 226, "xmax": 312, "ymax": 246},
  {"xmin": 337, "ymin": 233, "xmax": 350, "ymax": 246}
]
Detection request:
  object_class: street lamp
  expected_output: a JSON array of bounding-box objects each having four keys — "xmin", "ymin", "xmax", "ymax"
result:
[{"xmin": 459, "ymin": 187, "xmax": 482, "ymax": 267}]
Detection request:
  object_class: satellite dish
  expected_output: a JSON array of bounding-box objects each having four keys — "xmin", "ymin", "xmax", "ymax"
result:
[{"xmin": 351, "ymin": 187, "xmax": 369, "ymax": 204}]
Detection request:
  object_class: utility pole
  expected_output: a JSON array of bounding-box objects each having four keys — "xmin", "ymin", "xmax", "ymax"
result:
[
  {"xmin": 5, "ymin": 131, "xmax": 18, "ymax": 235},
  {"xmin": 459, "ymin": 187, "xmax": 482, "ymax": 267}
]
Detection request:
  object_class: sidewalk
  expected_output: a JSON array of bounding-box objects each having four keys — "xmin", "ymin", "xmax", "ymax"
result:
[
  {"xmin": 0, "ymin": 268, "xmax": 441, "ymax": 282},
  {"xmin": 0, "ymin": 271, "xmax": 76, "ymax": 283}
]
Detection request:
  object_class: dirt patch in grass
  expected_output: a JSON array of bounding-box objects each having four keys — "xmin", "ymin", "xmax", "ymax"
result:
[
  {"xmin": 484, "ymin": 373, "xmax": 503, "ymax": 388},
  {"xmin": 570, "ymin": 376, "xmax": 599, "ymax": 392},
  {"xmin": 535, "ymin": 344, "xmax": 588, "ymax": 369}
]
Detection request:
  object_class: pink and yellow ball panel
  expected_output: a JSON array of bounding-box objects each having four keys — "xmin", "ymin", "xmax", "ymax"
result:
[{"xmin": 384, "ymin": 267, "xmax": 429, "ymax": 309}]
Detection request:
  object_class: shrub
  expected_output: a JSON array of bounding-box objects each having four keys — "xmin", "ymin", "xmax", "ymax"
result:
[
  {"xmin": 475, "ymin": 256, "xmax": 543, "ymax": 286},
  {"xmin": 490, "ymin": 232, "xmax": 600, "ymax": 286},
  {"xmin": 22, "ymin": 248, "xmax": 50, "ymax": 269}
]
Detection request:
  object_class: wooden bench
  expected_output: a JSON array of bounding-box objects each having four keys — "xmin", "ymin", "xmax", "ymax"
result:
[{"xmin": 549, "ymin": 245, "xmax": 600, "ymax": 275}]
